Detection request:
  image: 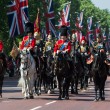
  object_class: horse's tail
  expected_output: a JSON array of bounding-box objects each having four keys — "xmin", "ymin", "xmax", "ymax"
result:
[{"xmin": 17, "ymin": 77, "xmax": 24, "ymax": 87}]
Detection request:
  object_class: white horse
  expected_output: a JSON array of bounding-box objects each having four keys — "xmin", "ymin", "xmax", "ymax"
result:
[{"xmin": 18, "ymin": 48, "xmax": 37, "ymax": 99}]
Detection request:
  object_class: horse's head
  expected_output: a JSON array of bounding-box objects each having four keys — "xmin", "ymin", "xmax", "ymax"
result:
[
  {"xmin": 93, "ymin": 49, "xmax": 106, "ymax": 70},
  {"xmin": 20, "ymin": 48, "xmax": 30, "ymax": 70},
  {"xmin": 54, "ymin": 52, "xmax": 65, "ymax": 64},
  {"xmin": 54, "ymin": 52, "xmax": 68, "ymax": 75}
]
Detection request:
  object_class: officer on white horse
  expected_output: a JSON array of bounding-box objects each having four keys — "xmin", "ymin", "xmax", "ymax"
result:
[{"xmin": 18, "ymin": 22, "xmax": 37, "ymax": 99}]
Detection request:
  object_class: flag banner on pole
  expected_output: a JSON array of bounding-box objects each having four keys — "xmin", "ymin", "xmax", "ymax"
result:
[
  {"xmin": 75, "ymin": 11, "xmax": 83, "ymax": 29},
  {"xmin": 34, "ymin": 9, "xmax": 40, "ymax": 34},
  {"xmin": 87, "ymin": 17, "xmax": 94, "ymax": 46},
  {"xmin": 46, "ymin": 0, "xmax": 56, "ymax": 37},
  {"xmin": 57, "ymin": 2, "xmax": 70, "ymax": 28},
  {"xmin": 7, "ymin": 0, "xmax": 29, "ymax": 38},
  {"xmin": 87, "ymin": 17, "xmax": 92, "ymax": 31},
  {"xmin": 95, "ymin": 22, "xmax": 101, "ymax": 37}
]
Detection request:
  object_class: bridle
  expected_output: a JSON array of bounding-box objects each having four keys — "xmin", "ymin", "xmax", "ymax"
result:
[{"xmin": 20, "ymin": 50, "xmax": 32, "ymax": 71}]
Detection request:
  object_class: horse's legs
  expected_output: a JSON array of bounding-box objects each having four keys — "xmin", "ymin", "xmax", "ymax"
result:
[
  {"xmin": 20, "ymin": 71, "xmax": 28, "ymax": 98},
  {"xmin": 0, "ymin": 76, "xmax": 4, "ymax": 98},
  {"xmin": 57, "ymin": 77, "xmax": 62, "ymax": 100},
  {"xmin": 100, "ymin": 82, "xmax": 106, "ymax": 100},
  {"xmin": 62, "ymin": 78, "xmax": 66, "ymax": 98},
  {"xmin": 94, "ymin": 85, "xmax": 99, "ymax": 101},
  {"xmin": 80, "ymin": 75, "xmax": 84, "ymax": 90},
  {"xmin": 34, "ymin": 75, "xmax": 41, "ymax": 95},
  {"xmin": 71, "ymin": 77, "xmax": 75, "ymax": 94},
  {"xmin": 65, "ymin": 78, "xmax": 71, "ymax": 100},
  {"xmin": 28, "ymin": 73, "xmax": 35, "ymax": 99}
]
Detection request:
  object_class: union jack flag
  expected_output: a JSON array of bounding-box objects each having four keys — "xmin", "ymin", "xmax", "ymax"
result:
[
  {"xmin": 75, "ymin": 11, "xmax": 83, "ymax": 29},
  {"xmin": 45, "ymin": 0, "xmax": 56, "ymax": 37},
  {"xmin": 87, "ymin": 17, "xmax": 94, "ymax": 46},
  {"xmin": 7, "ymin": 0, "xmax": 29, "ymax": 38},
  {"xmin": 95, "ymin": 21, "xmax": 101, "ymax": 37},
  {"xmin": 57, "ymin": 2, "xmax": 70, "ymax": 28},
  {"xmin": 87, "ymin": 17, "xmax": 93, "ymax": 31}
]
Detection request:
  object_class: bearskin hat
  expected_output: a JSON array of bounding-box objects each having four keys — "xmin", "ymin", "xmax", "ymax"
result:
[
  {"xmin": 25, "ymin": 22, "xmax": 34, "ymax": 34},
  {"xmin": 60, "ymin": 25, "xmax": 68, "ymax": 36}
]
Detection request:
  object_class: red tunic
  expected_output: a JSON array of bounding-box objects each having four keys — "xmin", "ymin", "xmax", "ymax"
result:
[
  {"xmin": 54, "ymin": 39, "xmax": 71, "ymax": 53},
  {"xmin": 20, "ymin": 36, "xmax": 36, "ymax": 50},
  {"xmin": 0, "ymin": 41, "xmax": 3, "ymax": 52}
]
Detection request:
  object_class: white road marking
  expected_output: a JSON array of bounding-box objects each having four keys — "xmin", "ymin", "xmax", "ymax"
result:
[
  {"xmin": 45, "ymin": 101, "xmax": 56, "ymax": 105},
  {"xmin": 2, "ymin": 101, "xmax": 11, "ymax": 103},
  {"xmin": 88, "ymin": 87, "xmax": 110, "ymax": 90},
  {"xmin": 30, "ymin": 106, "xmax": 42, "ymax": 110}
]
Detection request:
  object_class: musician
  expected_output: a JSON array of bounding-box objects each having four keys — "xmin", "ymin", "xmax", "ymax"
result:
[
  {"xmin": 93, "ymin": 34, "xmax": 106, "ymax": 53},
  {"xmin": 78, "ymin": 36, "xmax": 91, "ymax": 68},
  {"xmin": 43, "ymin": 33, "xmax": 54, "ymax": 57},
  {"xmin": 70, "ymin": 29, "xmax": 80, "ymax": 57}
]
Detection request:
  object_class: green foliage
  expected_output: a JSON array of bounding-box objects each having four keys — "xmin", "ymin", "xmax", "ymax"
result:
[{"xmin": 0, "ymin": 0, "xmax": 110, "ymax": 55}]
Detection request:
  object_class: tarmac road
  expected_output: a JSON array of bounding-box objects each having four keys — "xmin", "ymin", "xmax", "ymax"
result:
[{"xmin": 0, "ymin": 76, "xmax": 110, "ymax": 110}]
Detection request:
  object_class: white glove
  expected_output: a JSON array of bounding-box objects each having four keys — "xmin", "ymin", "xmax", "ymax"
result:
[
  {"xmin": 85, "ymin": 52, "xmax": 88, "ymax": 56},
  {"xmin": 57, "ymin": 50, "xmax": 60, "ymax": 54},
  {"xmin": 62, "ymin": 51, "xmax": 66, "ymax": 54}
]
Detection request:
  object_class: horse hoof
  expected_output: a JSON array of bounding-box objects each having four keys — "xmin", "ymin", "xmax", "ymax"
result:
[
  {"xmin": 71, "ymin": 90, "xmax": 75, "ymax": 94},
  {"xmin": 94, "ymin": 98, "xmax": 99, "ymax": 102},
  {"xmin": 29, "ymin": 95, "xmax": 34, "ymax": 99},
  {"xmin": 0, "ymin": 94, "xmax": 2, "ymax": 98},
  {"xmin": 101, "ymin": 97, "xmax": 105, "ymax": 101},
  {"xmin": 24, "ymin": 97, "xmax": 28, "ymax": 99},
  {"xmin": 65, "ymin": 96, "xmax": 69, "ymax": 100},
  {"xmin": 74, "ymin": 91, "xmax": 78, "ymax": 94},
  {"xmin": 47, "ymin": 90, "xmax": 51, "ymax": 94},
  {"xmin": 58, "ymin": 97, "xmax": 62, "ymax": 100}
]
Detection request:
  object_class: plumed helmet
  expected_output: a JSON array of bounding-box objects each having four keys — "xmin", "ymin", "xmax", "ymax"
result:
[
  {"xmin": 47, "ymin": 34, "xmax": 52, "ymax": 40},
  {"xmin": 60, "ymin": 25, "xmax": 68, "ymax": 36},
  {"xmin": 47, "ymin": 30, "xmax": 52, "ymax": 40},
  {"xmin": 72, "ymin": 29, "xmax": 76, "ymax": 39},
  {"xmin": 81, "ymin": 36, "xmax": 86, "ymax": 43},
  {"xmin": 25, "ymin": 22, "xmax": 34, "ymax": 34}
]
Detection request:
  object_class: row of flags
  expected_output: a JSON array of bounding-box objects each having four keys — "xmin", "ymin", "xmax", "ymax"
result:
[
  {"xmin": 7, "ymin": 0, "xmax": 70, "ymax": 38},
  {"xmin": 6, "ymin": 0, "xmax": 110, "ymax": 50}
]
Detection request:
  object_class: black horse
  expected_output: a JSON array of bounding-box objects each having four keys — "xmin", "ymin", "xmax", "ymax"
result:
[
  {"xmin": 92, "ymin": 50, "xmax": 107, "ymax": 101},
  {"xmin": 54, "ymin": 52, "xmax": 72, "ymax": 100},
  {"xmin": 71, "ymin": 51, "xmax": 84, "ymax": 94}
]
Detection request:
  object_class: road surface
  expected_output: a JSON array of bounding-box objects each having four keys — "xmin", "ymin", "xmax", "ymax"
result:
[{"xmin": 0, "ymin": 76, "xmax": 110, "ymax": 110}]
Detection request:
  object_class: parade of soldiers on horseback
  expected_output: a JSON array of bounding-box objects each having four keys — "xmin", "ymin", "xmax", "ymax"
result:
[{"xmin": 0, "ymin": 0, "xmax": 110, "ymax": 102}]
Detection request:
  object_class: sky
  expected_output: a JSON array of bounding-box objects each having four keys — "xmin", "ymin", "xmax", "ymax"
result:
[{"xmin": 91, "ymin": 0, "xmax": 110, "ymax": 11}]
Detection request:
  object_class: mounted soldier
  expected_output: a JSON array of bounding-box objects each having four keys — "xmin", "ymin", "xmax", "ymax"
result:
[
  {"xmin": 70, "ymin": 29, "xmax": 80, "ymax": 57},
  {"xmin": 78, "ymin": 36, "xmax": 91, "ymax": 89},
  {"xmin": 92, "ymin": 34, "xmax": 109, "ymax": 75},
  {"xmin": 78, "ymin": 36, "xmax": 91, "ymax": 67},
  {"xmin": 92, "ymin": 34, "xmax": 106, "ymax": 53},
  {"xmin": 53, "ymin": 26, "xmax": 72, "ymax": 66},
  {"xmin": 20, "ymin": 22, "xmax": 36, "ymax": 54},
  {"xmin": 43, "ymin": 33, "xmax": 54, "ymax": 57},
  {"xmin": 53, "ymin": 25, "xmax": 72, "ymax": 99}
]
